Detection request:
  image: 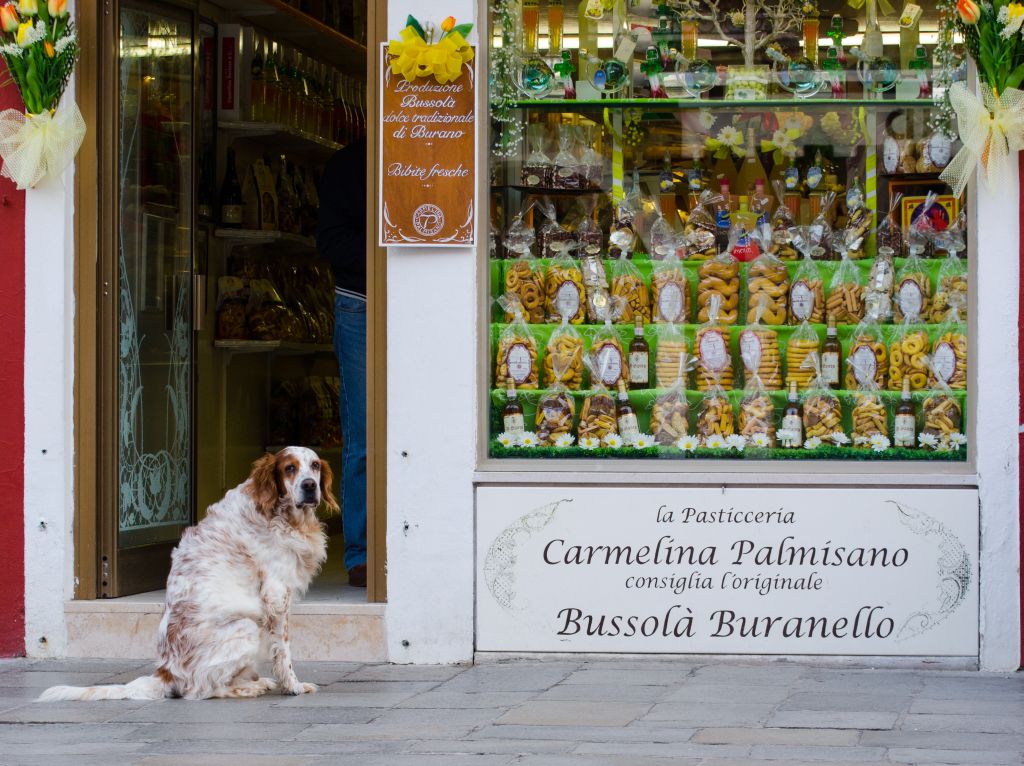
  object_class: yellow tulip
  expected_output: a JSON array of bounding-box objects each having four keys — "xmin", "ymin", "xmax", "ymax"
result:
[
  {"xmin": 18, "ymin": 0, "xmax": 37, "ymax": 15},
  {"xmin": 43, "ymin": 39, "xmax": 53, "ymax": 56},
  {"xmin": 441, "ymin": 16, "xmax": 456, "ymax": 32},
  {"xmin": 15, "ymin": 19, "xmax": 32, "ymax": 46},
  {"xmin": 47, "ymin": 0, "xmax": 67, "ymax": 16}
]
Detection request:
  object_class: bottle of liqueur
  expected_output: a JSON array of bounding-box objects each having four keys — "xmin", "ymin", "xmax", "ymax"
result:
[
  {"xmin": 686, "ymin": 144, "xmax": 708, "ymax": 202},
  {"xmin": 713, "ymin": 178, "xmax": 733, "ymax": 250},
  {"xmin": 894, "ymin": 377, "xmax": 916, "ymax": 447},
  {"xmin": 628, "ymin": 316, "xmax": 650, "ymax": 390},
  {"xmin": 750, "ymin": 179, "xmax": 771, "ymax": 225},
  {"xmin": 522, "ymin": 0, "xmax": 541, "ymax": 52},
  {"xmin": 548, "ymin": 0, "xmax": 564, "ymax": 51},
  {"xmin": 616, "ymin": 380, "xmax": 641, "ymax": 443},
  {"xmin": 781, "ymin": 380, "xmax": 804, "ymax": 448},
  {"xmin": 220, "ymin": 148, "xmax": 244, "ymax": 227},
  {"xmin": 735, "ymin": 128, "xmax": 768, "ymax": 197},
  {"xmin": 821, "ymin": 317, "xmax": 841, "ymax": 390},
  {"xmin": 502, "ymin": 378, "xmax": 525, "ymax": 436}
]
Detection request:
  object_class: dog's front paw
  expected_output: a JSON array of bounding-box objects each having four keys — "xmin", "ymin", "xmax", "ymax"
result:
[{"xmin": 282, "ymin": 680, "xmax": 318, "ymax": 696}]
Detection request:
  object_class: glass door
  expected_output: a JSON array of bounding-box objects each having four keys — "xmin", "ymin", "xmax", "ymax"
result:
[{"xmin": 103, "ymin": 2, "xmax": 195, "ymax": 596}]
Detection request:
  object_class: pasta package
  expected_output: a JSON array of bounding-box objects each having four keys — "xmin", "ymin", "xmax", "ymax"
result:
[{"xmin": 769, "ymin": 180, "xmax": 798, "ymax": 260}]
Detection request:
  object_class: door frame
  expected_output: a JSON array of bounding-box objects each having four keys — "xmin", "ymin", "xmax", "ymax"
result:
[{"xmin": 73, "ymin": 0, "xmax": 388, "ymax": 602}]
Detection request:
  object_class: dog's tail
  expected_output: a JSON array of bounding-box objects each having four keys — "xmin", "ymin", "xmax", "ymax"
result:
[{"xmin": 39, "ymin": 673, "xmax": 171, "ymax": 702}]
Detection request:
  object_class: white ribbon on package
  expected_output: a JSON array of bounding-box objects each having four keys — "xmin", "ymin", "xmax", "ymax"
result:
[
  {"xmin": 941, "ymin": 81, "xmax": 1024, "ymax": 198},
  {"xmin": 0, "ymin": 100, "xmax": 86, "ymax": 190}
]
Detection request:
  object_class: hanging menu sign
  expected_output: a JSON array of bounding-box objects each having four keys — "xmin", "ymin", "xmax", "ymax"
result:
[{"xmin": 379, "ymin": 44, "xmax": 476, "ymax": 247}]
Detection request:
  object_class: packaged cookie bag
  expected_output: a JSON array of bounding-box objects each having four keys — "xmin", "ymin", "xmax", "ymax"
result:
[
  {"xmin": 651, "ymin": 352, "xmax": 695, "ymax": 446},
  {"xmin": 888, "ymin": 316, "xmax": 930, "ymax": 392},
  {"xmin": 787, "ymin": 226, "xmax": 824, "ymax": 325},
  {"xmin": 921, "ymin": 354, "xmax": 964, "ymax": 450},
  {"xmin": 841, "ymin": 178, "xmax": 872, "ymax": 260},
  {"xmin": 928, "ymin": 297, "xmax": 967, "ymax": 390},
  {"xmin": 588, "ymin": 296, "xmax": 626, "ymax": 389},
  {"xmin": 544, "ymin": 241, "xmax": 586, "ymax": 324},
  {"xmin": 651, "ymin": 250, "xmax": 689, "ymax": 324},
  {"xmin": 876, "ymin": 191, "xmax": 904, "ymax": 256},
  {"xmin": 696, "ymin": 248, "xmax": 740, "ymax": 325},
  {"xmin": 608, "ymin": 192, "xmax": 639, "ymax": 260},
  {"xmin": 930, "ymin": 230, "xmax": 968, "ymax": 324},
  {"xmin": 543, "ymin": 315, "xmax": 585, "ymax": 390},
  {"xmin": 739, "ymin": 368, "xmax": 776, "ymax": 447},
  {"xmin": 647, "ymin": 208, "xmax": 684, "ymax": 261},
  {"xmin": 685, "ymin": 190, "xmax": 720, "ymax": 261},
  {"xmin": 826, "ymin": 233, "xmax": 865, "ymax": 324},
  {"xmin": 739, "ymin": 294, "xmax": 782, "ymax": 390},
  {"xmin": 893, "ymin": 243, "xmax": 932, "ymax": 324},
  {"xmin": 800, "ymin": 353, "xmax": 844, "ymax": 445},
  {"xmin": 578, "ymin": 350, "xmax": 619, "ymax": 444},
  {"xmin": 695, "ymin": 294, "xmax": 734, "ymax": 392},
  {"xmin": 844, "ymin": 314, "xmax": 888, "ymax": 391},
  {"xmin": 538, "ymin": 200, "xmax": 575, "ymax": 259},
  {"xmin": 865, "ymin": 241, "xmax": 897, "ymax": 322},
  {"xmin": 696, "ymin": 369, "xmax": 736, "ymax": 444},
  {"xmin": 769, "ymin": 180, "xmax": 798, "ymax": 260},
  {"xmin": 522, "ymin": 124, "xmax": 553, "ymax": 189},
  {"xmin": 785, "ymin": 320, "xmax": 820, "ymax": 391},
  {"xmin": 610, "ymin": 255, "xmax": 651, "ymax": 324},
  {"xmin": 745, "ymin": 229, "xmax": 790, "ymax": 325},
  {"xmin": 906, "ymin": 190, "xmax": 940, "ymax": 260},
  {"xmin": 654, "ymin": 321, "xmax": 689, "ymax": 388},
  {"xmin": 574, "ymin": 198, "xmax": 604, "ymax": 255},
  {"xmin": 215, "ymin": 276, "xmax": 248, "ymax": 340},
  {"xmin": 495, "ymin": 294, "xmax": 539, "ymax": 390},
  {"xmin": 552, "ymin": 126, "xmax": 584, "ymax": 190},
  {"xmin": 808, "ymin": 190, "xmax": 837, "ymax": 260},
  {"xmin": 503, "ymin": 213, "xmax": 546, "ymax": 324},
  {"xmin": 849, "ymin": 351, "xmax": 890, "ymax": 449}
]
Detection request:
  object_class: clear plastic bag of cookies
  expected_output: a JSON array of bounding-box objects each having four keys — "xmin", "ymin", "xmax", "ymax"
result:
[
  {"xmin": 844, "ymin": 315, "xmax": 888, "ymax": 391},
  {"xmin": 769, "ymin": 180, "xmax": 797, "ymax": 260},
  {"xmin": 786, "ymin": 320, "xmax": 820, "ymax": 391},
  {"xmin": 574, "ymin": 198, "xmax": 604, "ymax": 256},
  {"xmin": 787, "ymin": 227, "xmax": 824, "ymax": 325},
  {"xmin": 538, "ymin": 200, "xmax": 575, "ymax": 260},
  {"xmin": 695, "ymin": 294, "xmax": 734, "ymax": 392},
  {"xmin": 930, "ymin": 234, "xmax": 968, "ymax": 324},
  {"xmin": 685, "ymin": 190, "xmax": 720, "ymax": 261},
  {"xmin": 906, "ymin": 190, "xmax": 940, "ymax": 260},
  {"xmin": 849, "ymin": 353, "xmax": 889, "ymax": 447},
  {"xmin": 610, "ymin": 256, "xmax": 651, "ymax": 324},
  {"xmin": 553, "ymin": 126, "xmax": 585, "ymax": 190},
  {"xmin": 247, "ymin": 278, "xmax": 305, "ymax": 341},
  {"xmin": 928, "ymin": 297, "xmax": 967, "ymax": 390},
  {"xmin": 651, "ymin": 250, "xmax": 689, "ymax": 324},
  {"xmin": 921, "ymin": 354, "xmax": 964, "ymax": 447},
  {"xmin": 588, "ymin": 296, "xmax": 626, "ymax": 389},
  {"xmin": 545, "ymin": 242, "xmax": 586, "ymax": 324},
  {"xmin": 654, "ymin": 321, "xmax": 689, "ymax": 389},
  {"xmin": 739, "ymin": 371, "xmax": 776, "ymax": 447},
  {"xmin": 522, "ymin": 123, "xmax": 553, "ymax": 189},
  {"xmin": 544, "ymin": 315, "xmax": 585, "ymax": 390},
  {"xmin": 651, "ymin": 352, "xmax": 695, "ymax": 446},
  {"xmin": 888, "ymin": 319, "xmax": 930, "ymax": 392},
  {"xmin": 826, "ymin": 235, "xmax": 865, "ymax": 324},
  {"xmin": 608, "ymin": 192, "xmax": 638, "ymax": 260},
  {"xmin": 745, "ymin": 229, "xmax": 790, "ymax": 325},
  {"xmin": 495, "ymin": 294, "xmax": 539, "ymax": 390},
  {"xmin": 865, "ymin": 243, "xmax": 897, "ymax": 322},
  {"xmin": 876, "ymin": 191, "xmax": 904, "ymax": 256},
  {"xmin": 894, "ymin": 243, "xmax": 932, "ymax": 324},
  {"xmin": 578, "ymin": 350, "xmax": 619, "ymax": 442},
  {"xmin": 739, "ymin": 295, "xmax": 782, "ymax": 391},
  {"xmin": 647, "ymin": 209, "xmax": 684, "ymax": 261},
  {"xmin": 808, "ymin": 190, "xmax": 836, "ymax": 260},
  {"xmin": 697, "ymin": 249, "xmax": 740, "ymax": 325},
  {"xmin": 696, "ymin": 370, "xmax": 735, "ymax": 441},
  {"xmin": 503, "ymin": 212, "xmax": 547, "ymax": 324},
  {"xmin": 536, "ymin": 346, "xmax": 578, "ymax": 445},
  {"xmin": 841, "ymin": 178, "xmax": 872, "ymax": 260},
  {"xmin": 800, "ymin": 353, "xmax": 844, "ymax": 444}
]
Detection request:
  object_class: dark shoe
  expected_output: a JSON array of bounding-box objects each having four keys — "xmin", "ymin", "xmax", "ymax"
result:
[{"xmin": 347, "ymin": 564, "xmax": 367, "ymax": 588}]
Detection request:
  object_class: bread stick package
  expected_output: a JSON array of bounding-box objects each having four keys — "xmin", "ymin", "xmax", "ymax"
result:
[
  {"xmin": 651, "ymin": 250, "xmax": 690, "ymax": 324},
  {"xmin": 503, "ymin": 212, "xmax": 546, "ymax": 324},
  {"xmin": 609, "ymin": 256, "xmax": 650, "ymax": 324},
  {"xmin": 578, "ymin": 349, "xmax": 619, "ymax": 442},
  {"xmin": 544, "ymin": 315, "xmax": 585, "ymax": 390},
  {"xmin": 826, "ymin": 235, "xmax": 865, "ymax": 324},
  {"xmin": 800, "ymin": 353, "xmax": 844, "ymax": 444},
  {"xmin": 495, "ymin": 294, "xmax": 539, "ymax": 390},
  {"xmin": 696, "ymin": 369, "xmax": 735, "ymax": 442},
  {"xmin": 654, "ymin": 321, "xmax": 689, "ymax": 388},
  {"xmin": 849, "ymin": 352, "xmax": 889, "ymax": 447},
  {"xmin": 929, "ymin": 297, "xmax": 967, "ymax": 390},
  {"xmin": 769, "ymin": 180, "xmax": 798, "ymax": 260},
  {"xmin": 787, "ymin": 226, "xmax": 824, "ymax": 325},
  {"xmin": 695, "ymin": 294, "xmax": 734, "ymax": 392},
  {"xmin": 746, "ymin": 229, "xmax": 790, "ymax": 325},
  {"xmin": 845, "ymin": 314, "xmax": 888, "ymax": 391},
  {"xmin": 536, "ymin": 343, "xmax": 578, "ymax": 445},
  {"xmin": 696, "ymin": 248, "xmax": 740, "ymax": 324},
  {"xmin": 651, "ymin": 352, "xmax": 695, "ymax": 446},
  {"xmin": 888, "ymin": 318, "xmax": 930, "ymax": 392},
  {"xmin": 739, "ymin": 294, "xmax": 782, "ymax": 390},
  {"xmin": 544, "ymin": 242, "xmax": 586, "ymax": 324},
  {"xmin": 786, "ymin": 320, "xmax": 820, "ymax": 391},
  {"xmin": 685, "ymin": 190, "xmax": 720, "ymax": 261}
]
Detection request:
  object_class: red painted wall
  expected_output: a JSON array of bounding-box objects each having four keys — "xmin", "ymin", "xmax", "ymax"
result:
[{"xmin": 0, "ymin": 69, "xmax": 25, "ymax": 657}]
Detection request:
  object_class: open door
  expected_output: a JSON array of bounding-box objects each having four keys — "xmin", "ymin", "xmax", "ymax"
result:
[{"xmin": 99, "ymin": 2, "xmax": 196, "ymax": 597}]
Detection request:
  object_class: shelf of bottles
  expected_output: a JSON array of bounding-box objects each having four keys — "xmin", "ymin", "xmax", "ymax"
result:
[{"xmin": 487, "ymin": 0, "xmax": 968, "ymax": 463}]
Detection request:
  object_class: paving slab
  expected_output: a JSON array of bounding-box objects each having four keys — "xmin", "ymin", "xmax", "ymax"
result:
[
  {"xmin": 691, "ymin": 726, "xmax": 860, "ymax": 746},
  {"xmin": 496, "ymin": 700, "xmax": 652, "ymax": 727},
  {"xmin": 404, "ymin": 738, "xmax": 575, "ymax": 755},
  {"xmin": 887, "ymin": 747, "xmax": 1024, "ymax": 764},
  {"xmin": 640, "ymin": 701, "xmax": 774, "ymax": 727},
  {"xmin": 767, "ymin": 709, "xmax": 899, "ymax": 730}
]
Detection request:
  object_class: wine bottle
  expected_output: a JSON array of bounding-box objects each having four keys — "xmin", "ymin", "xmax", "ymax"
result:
[
  {"xmin": 821, "ymin": 317, "xmax": 841, "ymax": 390},
  {"xmin": 735, "ymin": 128, "xmax": 768, "ymax": 197},
  {"xmin": 781, "ymin": 380, "xmax": 803, "ymax": 448},
  {"xmin": 502, "ymin": 378, "xmax": 525, "ymax": 436},
  {"xmin": 220, "ymin": 148, "xmax": 244, "ymax": 227},
  {"xmin": 628, "ymin": 316, "xmax": 650, "ymax": 390},
  {"xmin": 894, "ymin": 377, "xmax": 916, "ymax": 447},
  {"xmin": 616, "ymin": 380, "xmax": 640, "ymax": 443}
]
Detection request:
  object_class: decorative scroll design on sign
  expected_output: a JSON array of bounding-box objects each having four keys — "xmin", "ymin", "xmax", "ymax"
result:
[
  {"xmin": 889, "ymin": 500, "xmax": 972, "ymax": 641},
  {"xmin": 484, "ymin": 498, "xmax": 571, "ymax": 614}
]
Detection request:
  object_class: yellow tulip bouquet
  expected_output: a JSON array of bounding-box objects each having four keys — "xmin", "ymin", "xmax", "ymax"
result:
[
  {"xmin": 387, "ymin": 15, "xmax": 474, "ymax": 85},
  {"xmin": 0, "ymin": 0, "xmax": 84, "ymax": 188}
]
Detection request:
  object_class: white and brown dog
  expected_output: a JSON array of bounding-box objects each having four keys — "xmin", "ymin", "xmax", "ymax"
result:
[{"xmin": 41, "ymin": 447, "xmax": 337, "ymax": 701}]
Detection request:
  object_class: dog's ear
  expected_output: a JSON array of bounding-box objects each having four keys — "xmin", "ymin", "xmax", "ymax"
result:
[
  {"xmin": 248, "ymin": 452, "xmax": 280, "ymax": 516},
  {"xmin": 319, "ymin": 458, "xmax": 340, "ymax": 514}
]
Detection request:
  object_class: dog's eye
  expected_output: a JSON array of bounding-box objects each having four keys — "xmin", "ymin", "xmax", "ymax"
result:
[
  {"xmin": 285, "ymin": 465, "xmax": 296, "ymax": 474},
  {"xmin": 311, "ymin": 461, "xmax": 320, "ymax": 472}
]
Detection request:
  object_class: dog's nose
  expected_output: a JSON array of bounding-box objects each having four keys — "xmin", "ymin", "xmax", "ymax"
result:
[{"xmin": 301, "ymin": 479, "xmax": 317, "ymax": 494}]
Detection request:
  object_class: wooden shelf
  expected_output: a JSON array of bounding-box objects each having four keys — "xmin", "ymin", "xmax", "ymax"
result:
[
  {"xmin": 212, "ymin": 0, "xmax": 366, "ymax": 73},
  {"xmin": 220, "ymin": 120, "xmax": 343, "ymax": 156},
  {"xmin": 214, "ymin": 339, "xmax": 334, "ymax": 355},
  {"xmin": 509, "ymin": 97, "xmax": 938, "ymax": 111},
  {"xmin": 213, "ymin": 229, "xmax": 317, "ymax": 248}
]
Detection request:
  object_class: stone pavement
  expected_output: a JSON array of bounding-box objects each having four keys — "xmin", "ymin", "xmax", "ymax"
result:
[{"xmin": 0, "ymin": 658, "xmax": 1021, "ymax": 766}]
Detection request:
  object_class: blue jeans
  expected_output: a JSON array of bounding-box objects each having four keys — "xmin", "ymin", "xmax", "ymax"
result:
[{"xmin": 334, "ymin": 292, "xmax": 367, "ymax": 570}]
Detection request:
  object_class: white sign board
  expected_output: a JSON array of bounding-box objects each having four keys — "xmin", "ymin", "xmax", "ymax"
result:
[{"xmin": 476, "ymin": 486, "xmax": 978, "ymax": 656}]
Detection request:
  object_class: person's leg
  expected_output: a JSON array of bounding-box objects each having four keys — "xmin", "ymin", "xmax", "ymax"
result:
[{"xmin": 333, "ymin": 293, "xmax": 367, "ymax": 578}]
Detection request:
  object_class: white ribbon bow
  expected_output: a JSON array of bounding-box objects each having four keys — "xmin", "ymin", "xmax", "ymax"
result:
[
  {"xmin": 0, "ymin": 100, "xmax": 86, "ymax": 190},
  {"xmin": 941, "ymin": 81, "xmax": 1024, "ymax": 198}
]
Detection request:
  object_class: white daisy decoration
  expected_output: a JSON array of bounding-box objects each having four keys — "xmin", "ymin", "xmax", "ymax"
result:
[
  {"xmin": 497, "ymin": 432, "xmax": 517, "ymax": 448},
  {"xmin": 705, "ymin": 434, "xmax": 727, "ymax": 449},
  {"xmin": 726, "ymin": 434, "xmax": 747, "ymax": 452},
  {"xmin": 869, "ymin": 433, "xmax": 891, "ymax": 452},
  {"xmin": 677, "ymin": 434, "xmax": 698, "ymax": 452},
  {"xmin": 803, "ymin": 436, "xmax": 822, "ymax": 450},
  {"xmin": 554, "ymin": 433, "xmax": 576, "ymax": 448},
  {"xmin": 632, "ymin": 433, "xmax": 654, "ymax": 449},
  {"xmin": 579, "ymin": 436, "xmax": 600, "ymax": 450},
  {"xmin": 853, "ymin": 435, "xmax": 870, "ymax": 447},
  {"xmin": 603, "ymin": 433, "xmax": 624, "ymax": 449},
  {"xmin": 750, "ymin": 432, "xmax": 770, "ymax": 448},
  {"xmin": 717, "ymin": 125, "xmax": 743, "ymax": 151},
  {"xmin": 830, "ymin": 432, "xmax": 851, "ymax": 446},
  {"xmin": 518, "ymin": 431, "xmax": 539, "ymax": 448},
  {"xmin": 949, "ymin": 432, "xmax": 967, "ymax": 448},
  {"xmin": 698, "ymin": 109, "xmax": 716, "ymax": 130},
  {"xmin": 771, "ymin": 129, "xmax": 795, "ymax": 155},
  {"xmin": 918, "ymin": 432, "xmax": 939, "ymax": 449}
]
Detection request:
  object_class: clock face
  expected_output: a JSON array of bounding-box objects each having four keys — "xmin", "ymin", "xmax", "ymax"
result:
[
  {"xmin": 883, "ymin": 136, "xmax": 900, "ymax": 173},
  {"xmin": 926, "ymin": 133, "xmax": 952, "ymax": 168}
]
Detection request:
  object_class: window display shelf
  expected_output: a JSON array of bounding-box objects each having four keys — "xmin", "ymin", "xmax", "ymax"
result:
[
  {"xmin": 220, "ymin": 120, "xmax": 343, "ymax": 156},
  {"xmin": 214, "ymin": 339, "xmax": 334, "ymax": 355},
  {"xmin": 213, "ymin": 229, "xmax": 317, "ymax": 249},
  {"xmin": 507, "ymin": 97, "xmax": 939, "ymax": 112}
]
